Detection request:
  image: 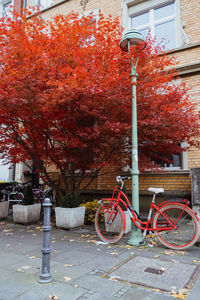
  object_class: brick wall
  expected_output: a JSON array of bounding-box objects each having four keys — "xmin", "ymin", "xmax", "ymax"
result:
[
  {"xmin": 180, "ymin": 0, "xmax": 200, "ymax": 44},
  {"xmin": 36, "ymin": 0, "xmax": 122, "ymax": 21}
]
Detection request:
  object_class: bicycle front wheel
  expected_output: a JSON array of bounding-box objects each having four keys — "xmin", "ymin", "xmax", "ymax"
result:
[
  {"xmin": 95, "ymin": 203, "xmax": 124, "ymax": 244},
  {"xmin": 153, "ymin": 204, "xmax": 200, "ymax": 250}
]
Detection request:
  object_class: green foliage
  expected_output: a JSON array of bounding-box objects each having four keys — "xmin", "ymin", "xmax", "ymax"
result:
[
  {"xmin": 22, "ymin": 185, "xmax": 34, "ymax": 205},
  {"xmin": 81, "ymin": 199, "xmax": 100, "ymax": 224},
  {"xmin": 61, "ymin": 193, "xmax": 80, "ymax": 208}
]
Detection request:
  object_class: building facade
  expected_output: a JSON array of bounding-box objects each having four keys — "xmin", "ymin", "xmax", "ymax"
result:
[{"xmin": 2, "ymin": 0, "xmax": 200, "ymax": 209}]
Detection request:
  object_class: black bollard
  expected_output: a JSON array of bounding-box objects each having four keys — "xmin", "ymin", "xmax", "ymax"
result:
[{"xmin": 38, "ymin": 198, "xmax": 53, "ymax": 283}]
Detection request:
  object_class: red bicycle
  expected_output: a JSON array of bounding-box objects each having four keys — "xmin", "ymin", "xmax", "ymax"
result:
[{"xmin": 95, "ymin": 176, "xmax": 200, "ymax": 250}]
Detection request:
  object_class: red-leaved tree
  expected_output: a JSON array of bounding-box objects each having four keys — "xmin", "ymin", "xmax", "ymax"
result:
[{"xmin": 0, "ymin": 11, "xmax": 199, "ymax": 200}]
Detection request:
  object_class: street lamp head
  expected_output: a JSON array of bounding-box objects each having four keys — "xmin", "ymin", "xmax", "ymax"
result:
[{"xmin": 120, "ymin": 29, "xmax": 146, "ymax": 53}]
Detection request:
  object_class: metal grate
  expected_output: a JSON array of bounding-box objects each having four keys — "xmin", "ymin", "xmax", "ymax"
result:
[{"xmin": 144, "ymin": 267, "xmax": 165, "ymax": 275}]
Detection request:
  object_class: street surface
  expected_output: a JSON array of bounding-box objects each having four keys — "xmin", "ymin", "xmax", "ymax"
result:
[{"xmin": 0, "ymin": 219, "xmax": 200, "ymax": 300}]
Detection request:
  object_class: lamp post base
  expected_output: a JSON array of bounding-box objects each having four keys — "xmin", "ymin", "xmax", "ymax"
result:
[
  {"xmin": 38, "ymin": 274, "xmax": 53, "ymax": 284},
  {"xmin": 127, "ymin": 224, "xmax": 142, "ymax": 246}
]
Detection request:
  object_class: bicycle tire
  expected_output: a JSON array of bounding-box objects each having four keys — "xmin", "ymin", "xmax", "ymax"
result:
[
  {"xmin": 152, "ymin": 204, "xmax": 200, "ymax": 250},
  {"xmin": 95, "ymin": 203, "xmax": 124, "ymax": 244}
]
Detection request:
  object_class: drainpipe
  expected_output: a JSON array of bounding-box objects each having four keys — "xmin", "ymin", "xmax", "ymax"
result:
[{"xmin": 13, "ymin": 0, "xmax": 24, "ymax": 13}]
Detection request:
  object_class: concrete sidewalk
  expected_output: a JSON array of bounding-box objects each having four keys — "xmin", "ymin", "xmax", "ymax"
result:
[{"xmin": 0, "ymin": 220, "xmax": 200, "ymax": 300}]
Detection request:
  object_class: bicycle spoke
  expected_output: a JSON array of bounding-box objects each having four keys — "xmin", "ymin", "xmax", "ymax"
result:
[
  {"xmin": 153, "ymin": 204, "xmax": 199, "ymax": 250},
  {"xmin": 95, "ymin": 203, "xmax": 124, "ymax": 243}
]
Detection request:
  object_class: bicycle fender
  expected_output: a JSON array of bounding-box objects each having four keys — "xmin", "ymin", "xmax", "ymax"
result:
[
  {"xmin": 153, "ymin": 203, "xmax": 200, "ymax": 222},
  {"xmin": 117, "ymin": 205, "xmax": 126, "ymax": 231}
]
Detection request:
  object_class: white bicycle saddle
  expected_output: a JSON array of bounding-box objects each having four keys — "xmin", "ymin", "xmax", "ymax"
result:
[{"xmin": 148, "ymin": 187, "xmax": 164, "ymax": 194}]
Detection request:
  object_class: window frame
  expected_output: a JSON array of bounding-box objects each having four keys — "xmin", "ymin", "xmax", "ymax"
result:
[
  {"xmin": 0, "ymin": 0, "xmax": 13, "ymax": 18},
  {"xmin": 151, "ymin": 142, "xmax": 188, "ymax": 171},
  {"xmin": 122, "ymin": 0, "xmax": 184, "ymax": 50}
]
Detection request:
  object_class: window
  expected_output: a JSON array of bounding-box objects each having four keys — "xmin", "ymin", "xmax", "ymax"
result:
[
  {"xmin": 131, "ymin": 2, "xmax": 176, "ymax": 50},
  {"xmin": 153, "ymin": 153, "xmax": 182, "ymax": 169},
  {"xmin": 151, "ymin": 142, "xmax": 188, "ymax": 170},
  {"xmin": 27, "ymin": 0, "xmax": 53, "ymax": 10},
  {"xmin": 122, "ymin": 0, "xmax": 186, "ymax": 51},
  {"xmin": 0, "ymin": 0, "xmax": 12, "ymax": 18}
]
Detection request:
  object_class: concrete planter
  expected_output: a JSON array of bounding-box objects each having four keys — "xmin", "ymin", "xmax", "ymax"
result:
[
  {"xmin": 55, "ymin": 206, "xmax": 85, "ymax": 229},
  {"xmin": 0, "ymin": 201, "xmax": 9, "ymax": 219},
  {"xmin": 13, "ymin": 203, "xmax": 41, "ymax": 224},
  {"xmin": 105, "ymin": 210, "xmax": 131, "ymax": 234}
]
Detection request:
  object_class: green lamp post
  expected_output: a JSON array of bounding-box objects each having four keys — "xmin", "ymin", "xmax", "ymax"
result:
[{"xmin": 120, "ymin": 29, "xmax": 146, "ymax": 246}]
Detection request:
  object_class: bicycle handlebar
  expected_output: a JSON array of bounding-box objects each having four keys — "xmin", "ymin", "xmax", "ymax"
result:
[{"xmin": 116, "ymin": 176, "xmax": 130, "ymax": 186}]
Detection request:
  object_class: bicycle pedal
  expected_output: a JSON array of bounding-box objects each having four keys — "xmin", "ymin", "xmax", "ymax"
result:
[{"xmin": 139, "ymin": 240, "xmax": 145, "ymax": 245}]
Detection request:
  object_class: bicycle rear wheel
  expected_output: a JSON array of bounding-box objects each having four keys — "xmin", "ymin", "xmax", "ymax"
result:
[
  {"xmin": 153, "ymin": 204, "xmax": 200, "ymax": 250},
  {"xmin": 95, "ymin": 203, "xmax": 124, "ymax": 243}
]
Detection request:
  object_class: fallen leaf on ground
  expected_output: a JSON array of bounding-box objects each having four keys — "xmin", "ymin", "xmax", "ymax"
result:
[
  {"xmin": 21, "ymin": 266, "xmax": 31, "ymax": 269},
  {"xmin": 17, "ymin": 268, "xmax": 24, "ymax": 273},
  {"xmin": 36, "ymin": 226, "xmax": 42, "ymax": 230},
  {"xmin": 149, "ymin": 239, "xmax": 157, "ymax": 246},
  {"xmin": 152, "ymin": 288, "xmax": 161, "ymax": 292},
  {"xmin": 29, "ymin": 256, "xmax": 36, "ymax": 259},
  {"xmin": 49, "ymin": 295, "xmax": 58, "ymax": 300},
  {"xmin": 162, "ymin": 250, "xmax": 176, "ymax": 256},
  {"xmin": 87, "ymin": 240, "xmax": 97, "ymax": 244},
  {"xmin": 176, "ymin": 251, "xmax": 186, "ymax": 256},
  {"xmin": 171, "ymin": 293, "xmax": 186, "ymax": 299},
  {"xmin": 192, "ymin": 259, "xmax": 200, "ymax": 263},
  {"xmin": 96, "ymin": 241, "xmax": 107, "ymax": 245},
  {"xmin": 64, "ymin": 276, "xmax": 72, "ymax": 282},
  {"xmin": 146, "ymin": 234, "xmax": 155, "ymax": 238},
  {"xmin": 109, "ymin": 275, "xmax": 120, "ymax": 281},
  {"xmin": 178, "ymin": 289, "xmax": 189, "ymax": 295},
  {"xmin": 81, "ymin": 234, "xmax": 90, "ymax": 238},
  {"xmin": 109, "ymin": 251, "xmax": 118, "ymax": 256},
  {"xmin": 64, "ymin": 264, "xmax": 74, "ymax": 268}
]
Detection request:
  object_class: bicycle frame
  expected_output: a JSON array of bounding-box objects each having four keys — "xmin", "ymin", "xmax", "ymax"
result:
[{"xmin": 101, "ymin": 185, "xmax": 194, "ymax": 233}]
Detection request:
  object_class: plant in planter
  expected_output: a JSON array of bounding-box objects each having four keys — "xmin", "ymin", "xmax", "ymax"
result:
[
  {"xmin": 13, "ymin": 185, "xmax": 41, "ymax": 224},
  {"xmin": 81, "ymin": 199, "xmax": 101, "ymax": 224},
  {"xmin": 22, "ymin": 185, "xmax": 34, "ymax": 205},
  {"xmin": 55, "ymin": 193, "xmax": 85, "ymax": 229}
]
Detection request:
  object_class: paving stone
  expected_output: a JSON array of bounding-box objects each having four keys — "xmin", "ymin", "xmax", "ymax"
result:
[
  {"xmin": 108, "ymin": 255, "xmax": 198, "ymax": 292},
  {"xmin": 13, "ymin": 281, "xmax": 85, "ymax": 300},
  {"xmin": 0, "ymin": 270, "xmax": 38, "ymax": 300},
  {"xmin": 73, "ymin": 274, "xmax": 126, "ymax": 296},
  {"xmin": 0, "ymin": 223, "xmax": 200, "ymax": 300}
]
